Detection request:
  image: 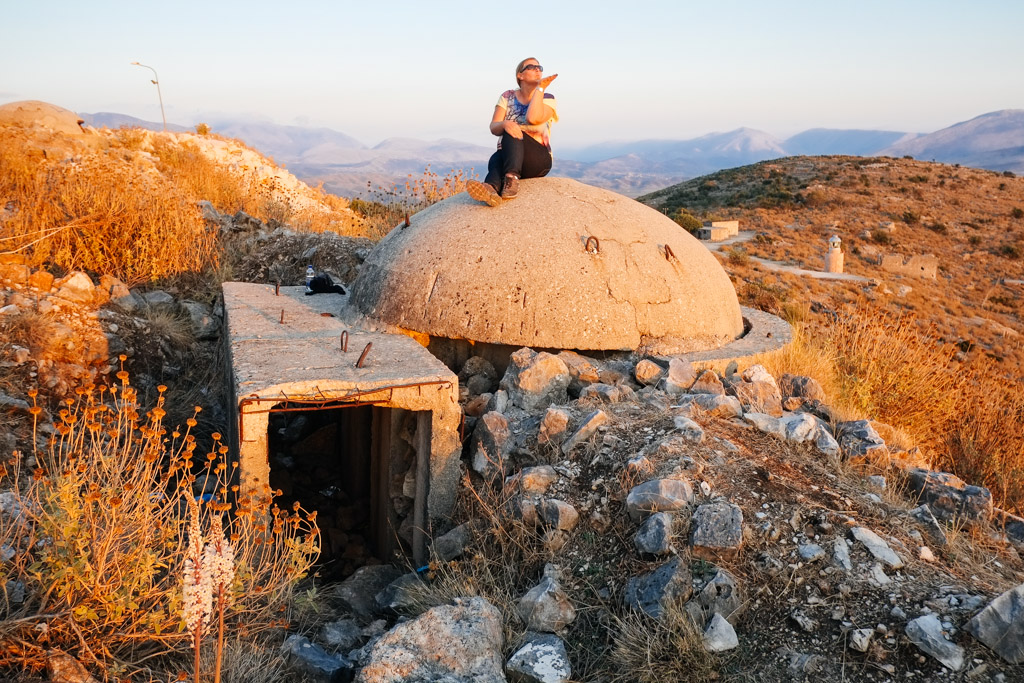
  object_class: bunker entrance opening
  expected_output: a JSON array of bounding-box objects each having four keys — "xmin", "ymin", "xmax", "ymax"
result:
[{"xmin": 266, "ymin": 402, "xmax": 425, "ymax": 582}]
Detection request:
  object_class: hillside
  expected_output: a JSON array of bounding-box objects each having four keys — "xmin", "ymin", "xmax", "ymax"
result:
[{"xmin": 641, "ymin": 155, "xmax": 1024, "ymax": 373}]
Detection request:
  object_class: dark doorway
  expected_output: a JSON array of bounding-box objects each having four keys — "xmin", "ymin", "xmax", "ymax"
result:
[{"xmin": 267, "ymin": 403, "xmax": 398, "ymax": 581}]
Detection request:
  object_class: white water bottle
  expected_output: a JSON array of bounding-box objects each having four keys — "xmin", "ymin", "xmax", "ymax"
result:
[{"xmin": 305, "ymin": 265, "xmax": 315, "ymax": 293}]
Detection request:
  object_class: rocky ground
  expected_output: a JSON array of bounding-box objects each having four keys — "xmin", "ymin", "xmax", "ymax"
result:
[{"xmin": 271, "ymin": 348, "xmax": 1024, "ymax": 683}]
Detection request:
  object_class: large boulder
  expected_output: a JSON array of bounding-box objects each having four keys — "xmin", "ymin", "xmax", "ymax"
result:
[
  {"xmin": 626, "ymin": 479, "xmax": 694, "ymax": 522},
  {"xmin": 470, "ymin": 411, "xmax": 512, "ymax": 480},
  {"xmin": 624, "ymin": 556, "xmax": 693, "ymax": 618},
  {"xmin": 356, "ymin": 597, "xmax": 505, "ymax": 683},
  {"xmin": 906, "ymin": 468, "xmax": 993, "ymax": 523}
]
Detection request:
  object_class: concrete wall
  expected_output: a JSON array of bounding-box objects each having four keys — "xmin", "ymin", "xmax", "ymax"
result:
[{"xmin": 879, "ymin": 254, "xmax": 938, "ymax": 279}]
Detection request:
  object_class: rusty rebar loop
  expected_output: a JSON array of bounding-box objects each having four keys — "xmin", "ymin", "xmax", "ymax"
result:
[
  {"xmin": 279, "ymin": 309, "xmax": 285, "ymax": 324},
  {"xmin": 340, "ymin": 330, "xmax": 349, "ymax": 352},
  {"xmin": 404, "ymin": 213, "xmax": 411, "ymax": 228},
  {"xmin": 664, "ymin": 244, "xmax": 676, "ymax": 261},
  {"xmin": 275, "ymin": 282, "xmax": 280, "ymax": 296},
  {"xmin": 356, "ymin": 342, "xmax": 373, "ymax": 368},
  {"xmin": 584, "ymin": 235, "xmax": 600, "ymax": 254}
]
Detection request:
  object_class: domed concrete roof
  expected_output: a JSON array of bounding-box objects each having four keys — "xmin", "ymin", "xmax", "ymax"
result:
[
  {"xmin": 0, "ymin": 101, "xmax": 84, "ymax": 135},
  {"xmin": 348, "ymin": 177, "xmax": 744, "ymax": 354}
]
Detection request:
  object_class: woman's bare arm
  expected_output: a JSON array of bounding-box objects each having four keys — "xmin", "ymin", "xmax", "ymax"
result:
[{"xmin": 490, "ymin": 105, "xmax": 523, "ymax": 139}]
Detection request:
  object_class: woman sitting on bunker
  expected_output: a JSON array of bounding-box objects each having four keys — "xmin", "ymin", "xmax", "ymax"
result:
[{"xmin": 465, "ymin": 57, "xmax": 558, "ymax": 206}]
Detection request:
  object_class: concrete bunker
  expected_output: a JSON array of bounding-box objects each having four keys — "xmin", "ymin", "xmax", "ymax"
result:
[
  {"xmin": 345, "ymin": 177, "xmax": 755, "ymax": 371},
  {"xmin": 223, "ymin": 282, "xmax": 460, "ymax": 569}
]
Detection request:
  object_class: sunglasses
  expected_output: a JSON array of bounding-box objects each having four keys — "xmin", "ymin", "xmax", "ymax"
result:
[{"xmin": 520, "ymin": 64, "xmax": 543, "ymax": 72}]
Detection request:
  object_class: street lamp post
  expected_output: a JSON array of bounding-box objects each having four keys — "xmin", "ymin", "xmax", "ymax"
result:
[{"xmin": 130, "ymin": 61, "xmax": 167, "ymax": 132}]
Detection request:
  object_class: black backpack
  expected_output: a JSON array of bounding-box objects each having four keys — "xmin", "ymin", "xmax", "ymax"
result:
[{"xmin": 306, "ymin": 272, "xmax": 347, "ymax": 295}]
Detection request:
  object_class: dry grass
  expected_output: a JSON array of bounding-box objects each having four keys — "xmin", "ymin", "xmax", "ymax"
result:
[
  {"xmin": 608, "ymin": 600, "xmax": 720, "ymax": 683},
  {"xmin": 0, "ymin": 374, "xmax": 320, "ymax": 676},
  {"xmin": 0, "ymin": 130, "xmax": 219, "ymax": 286},
  {"xmin": 349, "ymin": 166, "xmax": 473, "ymax": 239}
]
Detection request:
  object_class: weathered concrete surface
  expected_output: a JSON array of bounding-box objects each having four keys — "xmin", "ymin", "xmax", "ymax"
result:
[
  {"xmin": 0, "ymin": 100, "xmax": 85, "ymax": 135},
  {"xmin": 346, "ymin": 177, "xmax": 744, "ymax": 354},
  {"xmin": 223, "ymin": 282, "xmax": 461, "ymax": 534}
]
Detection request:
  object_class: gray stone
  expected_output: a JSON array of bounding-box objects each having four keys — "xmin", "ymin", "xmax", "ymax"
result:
[
  {"xmin": 375, "ymin": 572, "xmax": 426, "ymax": 613},
  {"xmin": 815, "ymin": 426, "xmax": 841, "ymax": 458},
  {"xmin": 334, "ymin": 564, "xmax": 403, "ymax": 619},
  {"xmin": 53, "ymin": 271, "xmax": 96, "ymax": 305},
  {"xmin": 282, "ymin": 634, "xmax": 352, "ymax": 682},
  {"xmin": 866, "ymin": 475, "xmax": 887, "ymax": 491},
  {"xmin": 730, "ymin": 373, "xmax": 782, "ymax": 416},
  {"xmin": 506, "ymin": 633, "xmax": 571, "ymax": 683},
  {"xmin": 539, "ymin": 499, "xmax": 579, "ymax": 531},
  {"xmin": 743, "ymin": 412, "xmax": 785, "ymax": 438},
  {"xmin": 518, "ymin": 577, "xmax": 576, "ymax": 633},
  {"xmin": 909, "ymin": 505, "xmax": 949, "ymax": 546},
  {"xmin": 506, "ymin": 465, "xmax": 558, "ymax": 495},
  {"xmin": 556, "ymin": 350, "xmax": 600, "ymax": 394},
  {"xmin": 799, "ymin": 544, "xmax": 826, "ymax": 562},
  {"xmin": 560, "ymin": 409, "xmax": 607, "ymax": 454},
  {"xmin": 633, "ymin": 359, "xmax": 664, "ymax": 386},
  {"xmin": 837, "ymin": 420, "xmax": 888, "ymax": 460},
  {"xmin": 580, "ymin": 383, "xmax": 629, "ymax": 403},
  {"xmin": 433, "ymin": 521, "xmax": 477, "ymax": 561},
  {"xmin": 5, "ymin": 580, "xmax": 26, "ymax": 606},
  {"xmin": 691, "ymin": 568, "xmax": 744, "ymax": 624},
  {"xmin": 906, "ymin": 468, "xmax": 993, "ymax": 523},
  {"xmin": 849, "ymin": 527, "xmax": 904, "ymax": 569},
  {"xmin": 470, "ymin": 411, "xmax": 512, "ymax": 480},
  {"xmin": 672, "ymin": 415, "xmax": 704, "ymax": 443},
  {"xmin": 181, "ymin": 300, "xmax": 220, "ymax": 340},
  {"xmin": 502, "ymin": 348, "xmax": 570, "ymax": 412},
  {"xmin": 466, "ymin": 373, "xmax": 496, "ymax": 396},
  {"xmin": 322, "ymin": 617, "xmax": 363, "ymax": 650},
  {"xmin": 778, "ymin": 374, "xmax": 826, "ymax": 401},
  {"xmin": 676, "ymin": 393, "xmax": 743, "ymax": 418},
  {"xmin": 702, "ymin": 613, "xmax": 739, "ymax": 652},
  {"xmin": 626, "ymin": 478, "xmax": 694, "ymax": 522},
  {"xmin": 459, "ymin": 356, "xmax": 497, "ymax": 381},
  {"xmin": 140, "ymin": 289, "xmax": 175, "ymax": 306},
  {"xmin": 356, "ymin": 597, "xmax": 505, "ymax": 683},
  {"xmin": 537, "ymin": 407, "xmax": 570, "ymax": 446},
  {"xmin": 832, "ymin": 538, "xmax": 853, "ymax": 571},
  {"xmin": 691, "ymin": 502, "xmax": 744, "ymax": 558},
  {"xmin": 905, "ymin": 614, "xmax": 964, "ymax": 671},
  {"xmin": 966, "ymin": 583, "xmax": 1024, "ymax": 664},
  {"xmin": 690, "ymin": 369, "xmax": 725, "ymax": 395},
  {"xmin": 487, "ymin": 389, "xmax": 509, "ymax": 414},
  {"xmin": 778, "ymin": 412, "xmax": 818, "ymax": 443},
  {"xmin": 634, "ymin": 512, "xmax": 674, "ymax": 555},
  {"xmin": 849, "ymin": 628, "xmax": 874, "ymax": 652},
  {"xmin": 791, "ymin": 610, "xmax": 818, "ymax": 632},
  {"xmin": 624, "ymin": 556, "xmax": 693, "ymax": 619},
  {"xmin": 664, "ymin": 358, "xmax": 696, "ymax": 395}
]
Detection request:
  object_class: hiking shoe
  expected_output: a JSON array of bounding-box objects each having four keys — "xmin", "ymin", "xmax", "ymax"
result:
[
  {"xmin": 501, "ymin": 174, "xmax": 520, "ymax": 200},
  {"xmin": 466, "ymin": 180, "xmax": 501, "ymax": 207}
]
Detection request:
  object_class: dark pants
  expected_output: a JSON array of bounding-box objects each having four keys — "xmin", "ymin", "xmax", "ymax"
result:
[{"xmin": 485, "ymin": 132, "xmax": 552, "ymax": 193}]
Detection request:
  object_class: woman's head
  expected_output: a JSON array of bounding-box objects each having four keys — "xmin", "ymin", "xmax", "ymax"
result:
[{"xmin": 515, "ymin": 57, "xmax": 542, "ymax": 86}]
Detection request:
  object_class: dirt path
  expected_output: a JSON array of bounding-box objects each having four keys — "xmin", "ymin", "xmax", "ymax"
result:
[{"xmin": 703, "ymin": 231, "xmax": 871, "ymax": 282}]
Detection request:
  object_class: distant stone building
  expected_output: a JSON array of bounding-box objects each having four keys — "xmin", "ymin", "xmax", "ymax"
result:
[
  {"xmin": 879, "ymin": 253, "xmax": 938, "ymax": 279},
  {"xmin": 698, "ymin": 220, "xmax": 740, "ymax": 241},
  {"xmin": 824, "ymin": 235, "xmax": 844, "ymax": 274}
]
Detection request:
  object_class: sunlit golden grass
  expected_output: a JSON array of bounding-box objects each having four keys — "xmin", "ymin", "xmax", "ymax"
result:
[
  {"xmin": 0, "ymin": 374, "xmax": 319, "ymax": 676},
  {"xmin": 0, "ymin": 130, "xmax": 218, "ymax": 286},
  {"xmin": 756, "ymin": 302, "xmax": 1024, "ymax": 512}
]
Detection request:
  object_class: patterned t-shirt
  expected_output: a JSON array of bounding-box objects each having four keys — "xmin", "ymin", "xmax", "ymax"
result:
[{"xmin": 496, "ymin": 89, "xmax": 558, "ymax": 150}]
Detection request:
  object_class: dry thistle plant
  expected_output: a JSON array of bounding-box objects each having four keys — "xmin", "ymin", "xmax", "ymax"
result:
[
  {"xmin": 0, "ymin": 368, "xmax": 319, "ymax": 677},
  {"xmin": 351, "ymin": 165, "xmax": 474, "ymax": 238}
]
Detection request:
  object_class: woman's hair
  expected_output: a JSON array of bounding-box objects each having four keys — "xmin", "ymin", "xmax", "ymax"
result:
[{"xmin": 515, "ymin": 57, "xmax": 539, "ymax": 86}]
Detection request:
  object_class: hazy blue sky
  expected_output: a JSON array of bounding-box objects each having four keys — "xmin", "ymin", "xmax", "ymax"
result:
[{"xmin": 3, "ymin": 0, "xmax": 1022, "ymax": 147}]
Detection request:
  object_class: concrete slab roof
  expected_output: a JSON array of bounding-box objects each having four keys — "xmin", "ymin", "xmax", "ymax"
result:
[{"xmin": 224, "ymin": 282, "xmax": 456, "ymax": 401}]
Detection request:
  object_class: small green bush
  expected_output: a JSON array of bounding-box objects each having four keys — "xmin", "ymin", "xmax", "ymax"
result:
[
  {"xmin": 672, "ymin": 209, "xmax": 703, "ymax": 234},
  {"xmin": 999, "ymin": 243, "xmax": 1021, "ymax": 259},
  {"xmin": 902, "ymin": 210, "xmax": 920, "ymax": 225},
  {"xmin": 1011, "ymin": 207, "xmax": 1023, "ymax": 219}
]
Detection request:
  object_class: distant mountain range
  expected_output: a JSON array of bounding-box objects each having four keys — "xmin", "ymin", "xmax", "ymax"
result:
[{"xmin": 81, "ymin": 109, "xmax": 1024, "ymax": 197}]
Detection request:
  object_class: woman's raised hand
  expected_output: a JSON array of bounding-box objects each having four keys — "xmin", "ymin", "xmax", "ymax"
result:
[
  {"xmin": 539, "ymin": 74, "xmax": 558, "ymax": 90},
  {"xmin": 503, "ymin": 120, "xmax": 524, "ymax": 139}
]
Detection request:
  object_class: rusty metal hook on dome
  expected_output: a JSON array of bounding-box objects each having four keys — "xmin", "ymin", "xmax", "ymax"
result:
[
  {"xmin": 584, "ymin": 236, "xmax": 600, "ymax": 254},
  {"xmin": 403, "ymin": 213, "xmax": 411, "ymax": 228},
  {"xmin": 356, "ymin": 342, "xmax": 373, "ymax": 368},
  {"xmin": 664, "ymin": 244, "xmax": 676, "ymax": 261},
  {"xmin": 279, "ymin": 309, "xmax": 285, "ymax": 324},
  {"xmin": 275, "ymin": 282, "xmax": 280, "ymax": 296},
  {"xmin": 340, "ymin": 330, "xmax": 349, "ymax": 352}
]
